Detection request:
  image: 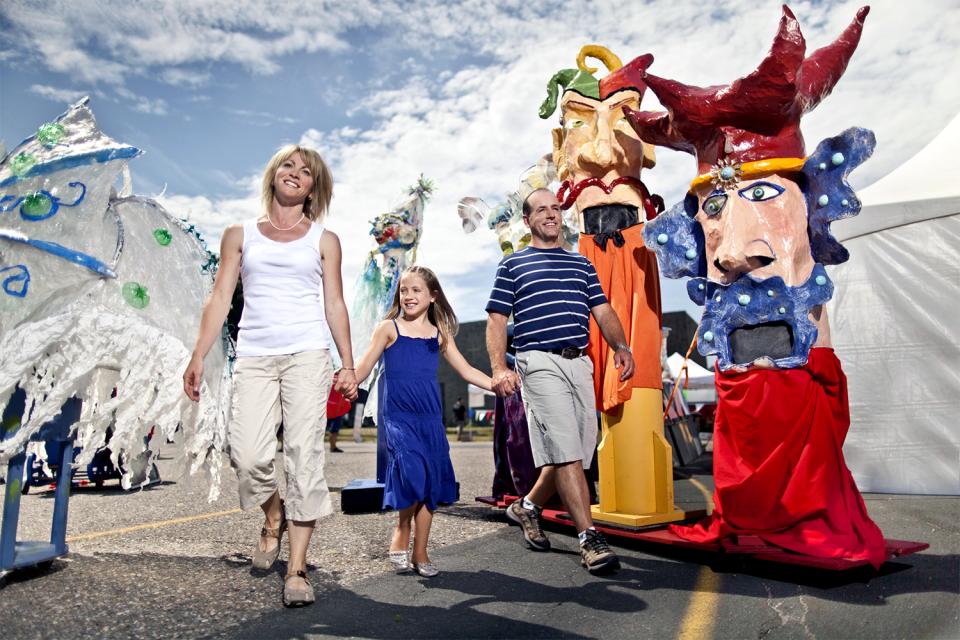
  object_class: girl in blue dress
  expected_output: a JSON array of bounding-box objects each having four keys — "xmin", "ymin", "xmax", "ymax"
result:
[{"xmin": 355, "ymin": 266, "xmax": 492, "ymax": 577}]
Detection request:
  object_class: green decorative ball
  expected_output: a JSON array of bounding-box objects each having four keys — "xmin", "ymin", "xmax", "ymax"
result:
[
  {"xmin": 36, "ymin": 122, "xmax": 65, "ymax": 147},
  {"xmin": 21, "ymin": 192, "xmax": 53, "ymax": 218},
  {"xmin": 153, "ymin": 228, "xmax": 173, "ymax": 246},
  {"xmin": 122, "ymin": 282, "xmax": 150, "ymax": 309},
  {"xmin": 10, "ymin": 152, "xmax": 37, "ymax": 178}
]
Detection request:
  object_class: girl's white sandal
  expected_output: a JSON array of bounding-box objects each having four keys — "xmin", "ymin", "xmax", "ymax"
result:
[{"xmin": 389, "ymin": 550, "xmax": 411, "ymax": 574}]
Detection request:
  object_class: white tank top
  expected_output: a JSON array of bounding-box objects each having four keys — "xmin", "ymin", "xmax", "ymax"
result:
[{"xmin": 235, "ymin": 219, "xmax": 330, "ymax": 357}]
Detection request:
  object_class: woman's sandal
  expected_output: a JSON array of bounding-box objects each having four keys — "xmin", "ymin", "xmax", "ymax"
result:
[
  {"xmin": 283, "ymin": 570, "xmax": 315, "ymax": 607},
  {"xmin": 252, "ymin": 503, "xmax": 287, "ymax": 571}
]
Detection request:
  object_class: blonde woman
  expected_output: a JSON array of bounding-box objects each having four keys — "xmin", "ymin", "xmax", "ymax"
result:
[{"xmin": 183, "ymin": 145, "xmax": 357, "ymax": 607}]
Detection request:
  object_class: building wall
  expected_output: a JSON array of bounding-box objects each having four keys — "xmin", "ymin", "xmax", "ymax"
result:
[
  {"xmin": 436, "ymin": 319, "xmax": 495, "ymax": 424},
  {"xmin": 663, "ymin": 310, "xmax": 706, "ymax": 367}
]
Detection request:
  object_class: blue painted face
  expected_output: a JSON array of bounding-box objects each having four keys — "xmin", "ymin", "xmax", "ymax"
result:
[{"xmin": 643, "ymin": 127, "xmax": 876, "ymax": 370}]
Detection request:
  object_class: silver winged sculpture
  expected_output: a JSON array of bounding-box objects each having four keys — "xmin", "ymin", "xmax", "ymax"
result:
[{"xmin": 0, "ymin": 99, "xmax": 230, "ymax": 498}]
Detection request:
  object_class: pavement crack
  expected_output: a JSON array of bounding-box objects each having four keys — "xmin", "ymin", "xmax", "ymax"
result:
[{"xmin": 760, "ymin": 582, "xmax": 815, "ymax": 640}]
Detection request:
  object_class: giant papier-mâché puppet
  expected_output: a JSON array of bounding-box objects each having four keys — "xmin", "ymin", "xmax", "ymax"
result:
[
  {"xmin": 539, "ymin": 46, "xmax": 685, "ymax": 526},
  {"xmin": 630, "ymin": 5, "xmax": 887, "ymax": 566},
  {"xmin": 0, "ymin": 100, "xmax": 230, "ymax": 497}
]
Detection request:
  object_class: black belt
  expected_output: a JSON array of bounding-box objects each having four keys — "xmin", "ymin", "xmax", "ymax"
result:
[{"xmin": 540, "ymin": 346, "xmax": 587, "ymax": 359}]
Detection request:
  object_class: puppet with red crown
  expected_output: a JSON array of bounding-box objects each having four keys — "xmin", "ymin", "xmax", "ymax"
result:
[{"xmin": 629, "ymin": 5, "xmax": 902, "ymax": 568}]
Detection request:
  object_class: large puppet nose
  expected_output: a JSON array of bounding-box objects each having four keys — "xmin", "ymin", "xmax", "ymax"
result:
[
  {"xmin": 579, "ymin": 138, "xmax": 613, "ymax": 168},
  {"xmin": 578, "ymin": 119, "xmax": 618, "ymax": 169},
  {"xmin": 713, "ymin": 213, "xmax": 776, "ymax": 281}
]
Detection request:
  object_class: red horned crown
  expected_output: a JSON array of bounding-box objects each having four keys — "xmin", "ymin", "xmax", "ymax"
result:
[
  {"xmin": 624, "ymin": 5, "xmax": 869, "ymax": 188},
  {"xmin": 599, "ymin": 53, "xmax": 653, "ymax": 100}
]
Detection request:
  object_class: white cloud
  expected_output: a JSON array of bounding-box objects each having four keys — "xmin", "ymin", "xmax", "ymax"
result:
[
  {"xmin": 29, "ymin": 84, "xmax": 89, "ymax": 104},
  {"xmin": 114, "ymin": 87, "xmax": 169, "ymax": 116},
  {"xmin": 160, "ymin": 68, "xmax": 211, "ymax": 87},
  {"xmin": 115, "ymin": 0, "xmax": 960, "ymax": 323},
  {"xmin": 0, "ymin": 0, "xmax": 371, "ymax": 86},
  {"xmin": 224, "ymin": 108, "xmax": 298, "ymax": 126},
  {"xmin": 155, "ymin": 190, "xmax": 260, "ymax": 251}
]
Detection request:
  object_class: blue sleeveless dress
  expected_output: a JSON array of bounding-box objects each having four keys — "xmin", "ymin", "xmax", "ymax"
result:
[{"xmin": 378, "ymin": 320, "xmax": 459, "ymax": 511}]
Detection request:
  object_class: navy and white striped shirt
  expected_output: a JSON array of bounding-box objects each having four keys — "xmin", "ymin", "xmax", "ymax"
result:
[{"xmin": 485, "ymin": 247, "xmax": 607, "ymax": 351}]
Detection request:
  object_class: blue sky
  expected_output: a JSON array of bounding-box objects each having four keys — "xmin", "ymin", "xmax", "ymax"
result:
[{"xmin": 2, "ymin": 0, "xmax": 959, "ymax": 323}]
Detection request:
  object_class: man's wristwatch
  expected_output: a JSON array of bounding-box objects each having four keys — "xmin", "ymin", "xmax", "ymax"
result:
[{"xmin": 611, "ymin": 342, "xmax": 632, "ymax": 354}]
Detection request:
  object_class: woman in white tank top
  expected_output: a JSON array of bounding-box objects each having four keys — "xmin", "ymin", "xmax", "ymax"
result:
[{"xmin": 183, "ymin": 145, "xmax": 357, "ymax": 607}]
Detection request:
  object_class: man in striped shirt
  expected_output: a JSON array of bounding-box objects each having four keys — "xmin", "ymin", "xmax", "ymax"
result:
[{"xmin": 486, "ymin": 188, "xmax": 635, "ymax": 575}]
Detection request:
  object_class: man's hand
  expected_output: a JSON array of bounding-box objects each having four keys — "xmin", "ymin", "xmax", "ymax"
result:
[
  {"xmin": 335, "ymin": 369, "xmax": 359, "ymax": 401},
  {"xmin": 491, "ymin": 369, "xmax": 520, "ymax": 397},
  {"xmin": 614, "ymin": 347, "xmax": 635, "ymax": 382}
]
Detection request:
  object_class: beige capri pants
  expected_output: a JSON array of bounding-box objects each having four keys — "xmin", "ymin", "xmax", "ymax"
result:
[
  {"xmin": 228, "ymin": 349, "xmax": 334, "ymax": 521},
  {"xmin": 515, "ymin": 350, "xmax": 597, "ymax": 470}
]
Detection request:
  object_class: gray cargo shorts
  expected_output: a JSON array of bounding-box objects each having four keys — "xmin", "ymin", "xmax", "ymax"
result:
[{"xmin": 515, "ymin": 350, "xmax": 597, "ymax": 469}]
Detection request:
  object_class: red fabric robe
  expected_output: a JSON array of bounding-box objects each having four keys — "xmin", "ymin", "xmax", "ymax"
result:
[{"xmin": 670, "ymin": 348, "xmax": 887, "ymax": 568}]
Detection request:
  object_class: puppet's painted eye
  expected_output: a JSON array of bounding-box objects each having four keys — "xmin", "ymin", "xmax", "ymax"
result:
[
  {"xmin": 738, "ymin": 181, "xmax": 784, "ymax": 202},
  {"xmin": 702, "ymin": 193, "xmax": 727, "ymax": 216},
  {"xmin": 565, "ymin": 119, "xmax": 585, "ymax": 129}
]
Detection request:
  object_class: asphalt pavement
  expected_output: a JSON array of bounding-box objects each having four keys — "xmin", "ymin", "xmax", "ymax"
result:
[{"xmin": 0, "ymin": 442, "xmax": 956, "ymax": 639}]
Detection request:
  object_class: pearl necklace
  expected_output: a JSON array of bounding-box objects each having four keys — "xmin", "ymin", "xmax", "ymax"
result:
[{"xmin": 266, "ymin": 211, "xmax": 305, "ymax": 232}]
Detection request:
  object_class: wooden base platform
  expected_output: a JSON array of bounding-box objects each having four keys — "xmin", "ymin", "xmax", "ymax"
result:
[{"xmin": 476, "ymin": 495, "xmax": 929, "ymax": 571}]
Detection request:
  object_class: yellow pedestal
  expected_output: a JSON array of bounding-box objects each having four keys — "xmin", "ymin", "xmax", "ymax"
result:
[{"xmin": 591, "ymin": 387, "xmax": 688, "ymax": 527}]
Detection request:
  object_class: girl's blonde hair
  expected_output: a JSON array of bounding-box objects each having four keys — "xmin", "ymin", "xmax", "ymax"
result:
[
  {"xmin": 387, "ymin": 266, "xmax": 459, "ymax": 352},
  {"xmin": 261, "ymin": 144, "xmax": 334, "ymax": 221}
]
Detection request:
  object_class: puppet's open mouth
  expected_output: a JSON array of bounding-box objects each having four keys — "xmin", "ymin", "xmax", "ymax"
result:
[{"xmin": 729, "ymin": 321, "xmax": 794, "ymax": 365}]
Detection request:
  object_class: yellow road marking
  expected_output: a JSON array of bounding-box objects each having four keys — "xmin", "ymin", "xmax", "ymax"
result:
[
  {"xmin": 676, "ymin": 566, "xmax": 721, "ymax": 640},
  {"xmin": 674, "ymin": 475, "xmax": 719, "ymax": 639},
  {"xmin": 688, "ymin": 477, "xmax": 715, "ymax": 511},
  {"xmin": 66, "ymin": 508, "xmax": 241, "ymax": 542}
]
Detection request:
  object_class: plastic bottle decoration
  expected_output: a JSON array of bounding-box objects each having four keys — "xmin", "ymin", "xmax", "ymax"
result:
[
  {"xmin": 456, "ymin": 157, "xmax": 579, "ymax": 255},
  {"xmin": 351, "ymin": 176, "xmax": 434, "ymax": 371},
  {"xmin": 634, "ymin": 5, "xmax": 888, "ymax": 567},
  {"xmin": 0, "ymin": 99, "xmax": 231, "ymax": 497}
]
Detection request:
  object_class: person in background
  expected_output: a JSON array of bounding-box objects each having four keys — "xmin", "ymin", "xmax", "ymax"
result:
[
  {"xmin": 326, "ymin": 371, "xmax": 351, "ymax": 453},
  {"xmin": 452, "ymin": 396, "xmax": 468, "ymax": 441}
]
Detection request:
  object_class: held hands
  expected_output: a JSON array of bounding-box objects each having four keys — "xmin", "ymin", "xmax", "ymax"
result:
[
  {"xmin": 335, "ymin": 369, "xmax": 359, "ymax": 401},
  {"xmin": 491, "ymin": 368, "xmax": 520, "ymax": 397},
  {"xmin": 614, "ymin": 346, "xmax": 635, "ymax": 382},
  {"xmin": 182, "ymin": 354, "xmax": 203, "ymax": 402}
]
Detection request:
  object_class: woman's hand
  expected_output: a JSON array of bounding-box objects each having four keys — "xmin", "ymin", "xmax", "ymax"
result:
[
  {"xmin": 335, "ymin": 369, "xmax": 359, "ymax": 401},
  {"xmin": 183, "ymin": 354, "xmax": 204, "ymax": 402}
]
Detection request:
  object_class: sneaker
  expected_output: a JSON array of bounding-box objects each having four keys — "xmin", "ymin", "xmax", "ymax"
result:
[
  {"xmin": 580, "ymin": 529, "xmax": 620, "ymax": 575},
  {"xmin": 506, "ymin": 500, "xmax": 551, "ymax": 551}
]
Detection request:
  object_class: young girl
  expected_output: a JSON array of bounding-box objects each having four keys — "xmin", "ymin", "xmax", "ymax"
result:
[{"xmin": 354, "ymin": 266, "xmax": 492, "ymax": 577}]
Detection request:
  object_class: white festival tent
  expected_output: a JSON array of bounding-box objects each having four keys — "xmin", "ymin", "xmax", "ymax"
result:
[
  {"xmin": 666, "ymin": 352, "xmax": 716, "ymax": 405},
  {"xmin": 467, "ymin": 383, "xmax": 495, "ymax": 408},
  {"xmin": 829, "ymin": 112, "xmax": 960, "ymax": 495}
]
